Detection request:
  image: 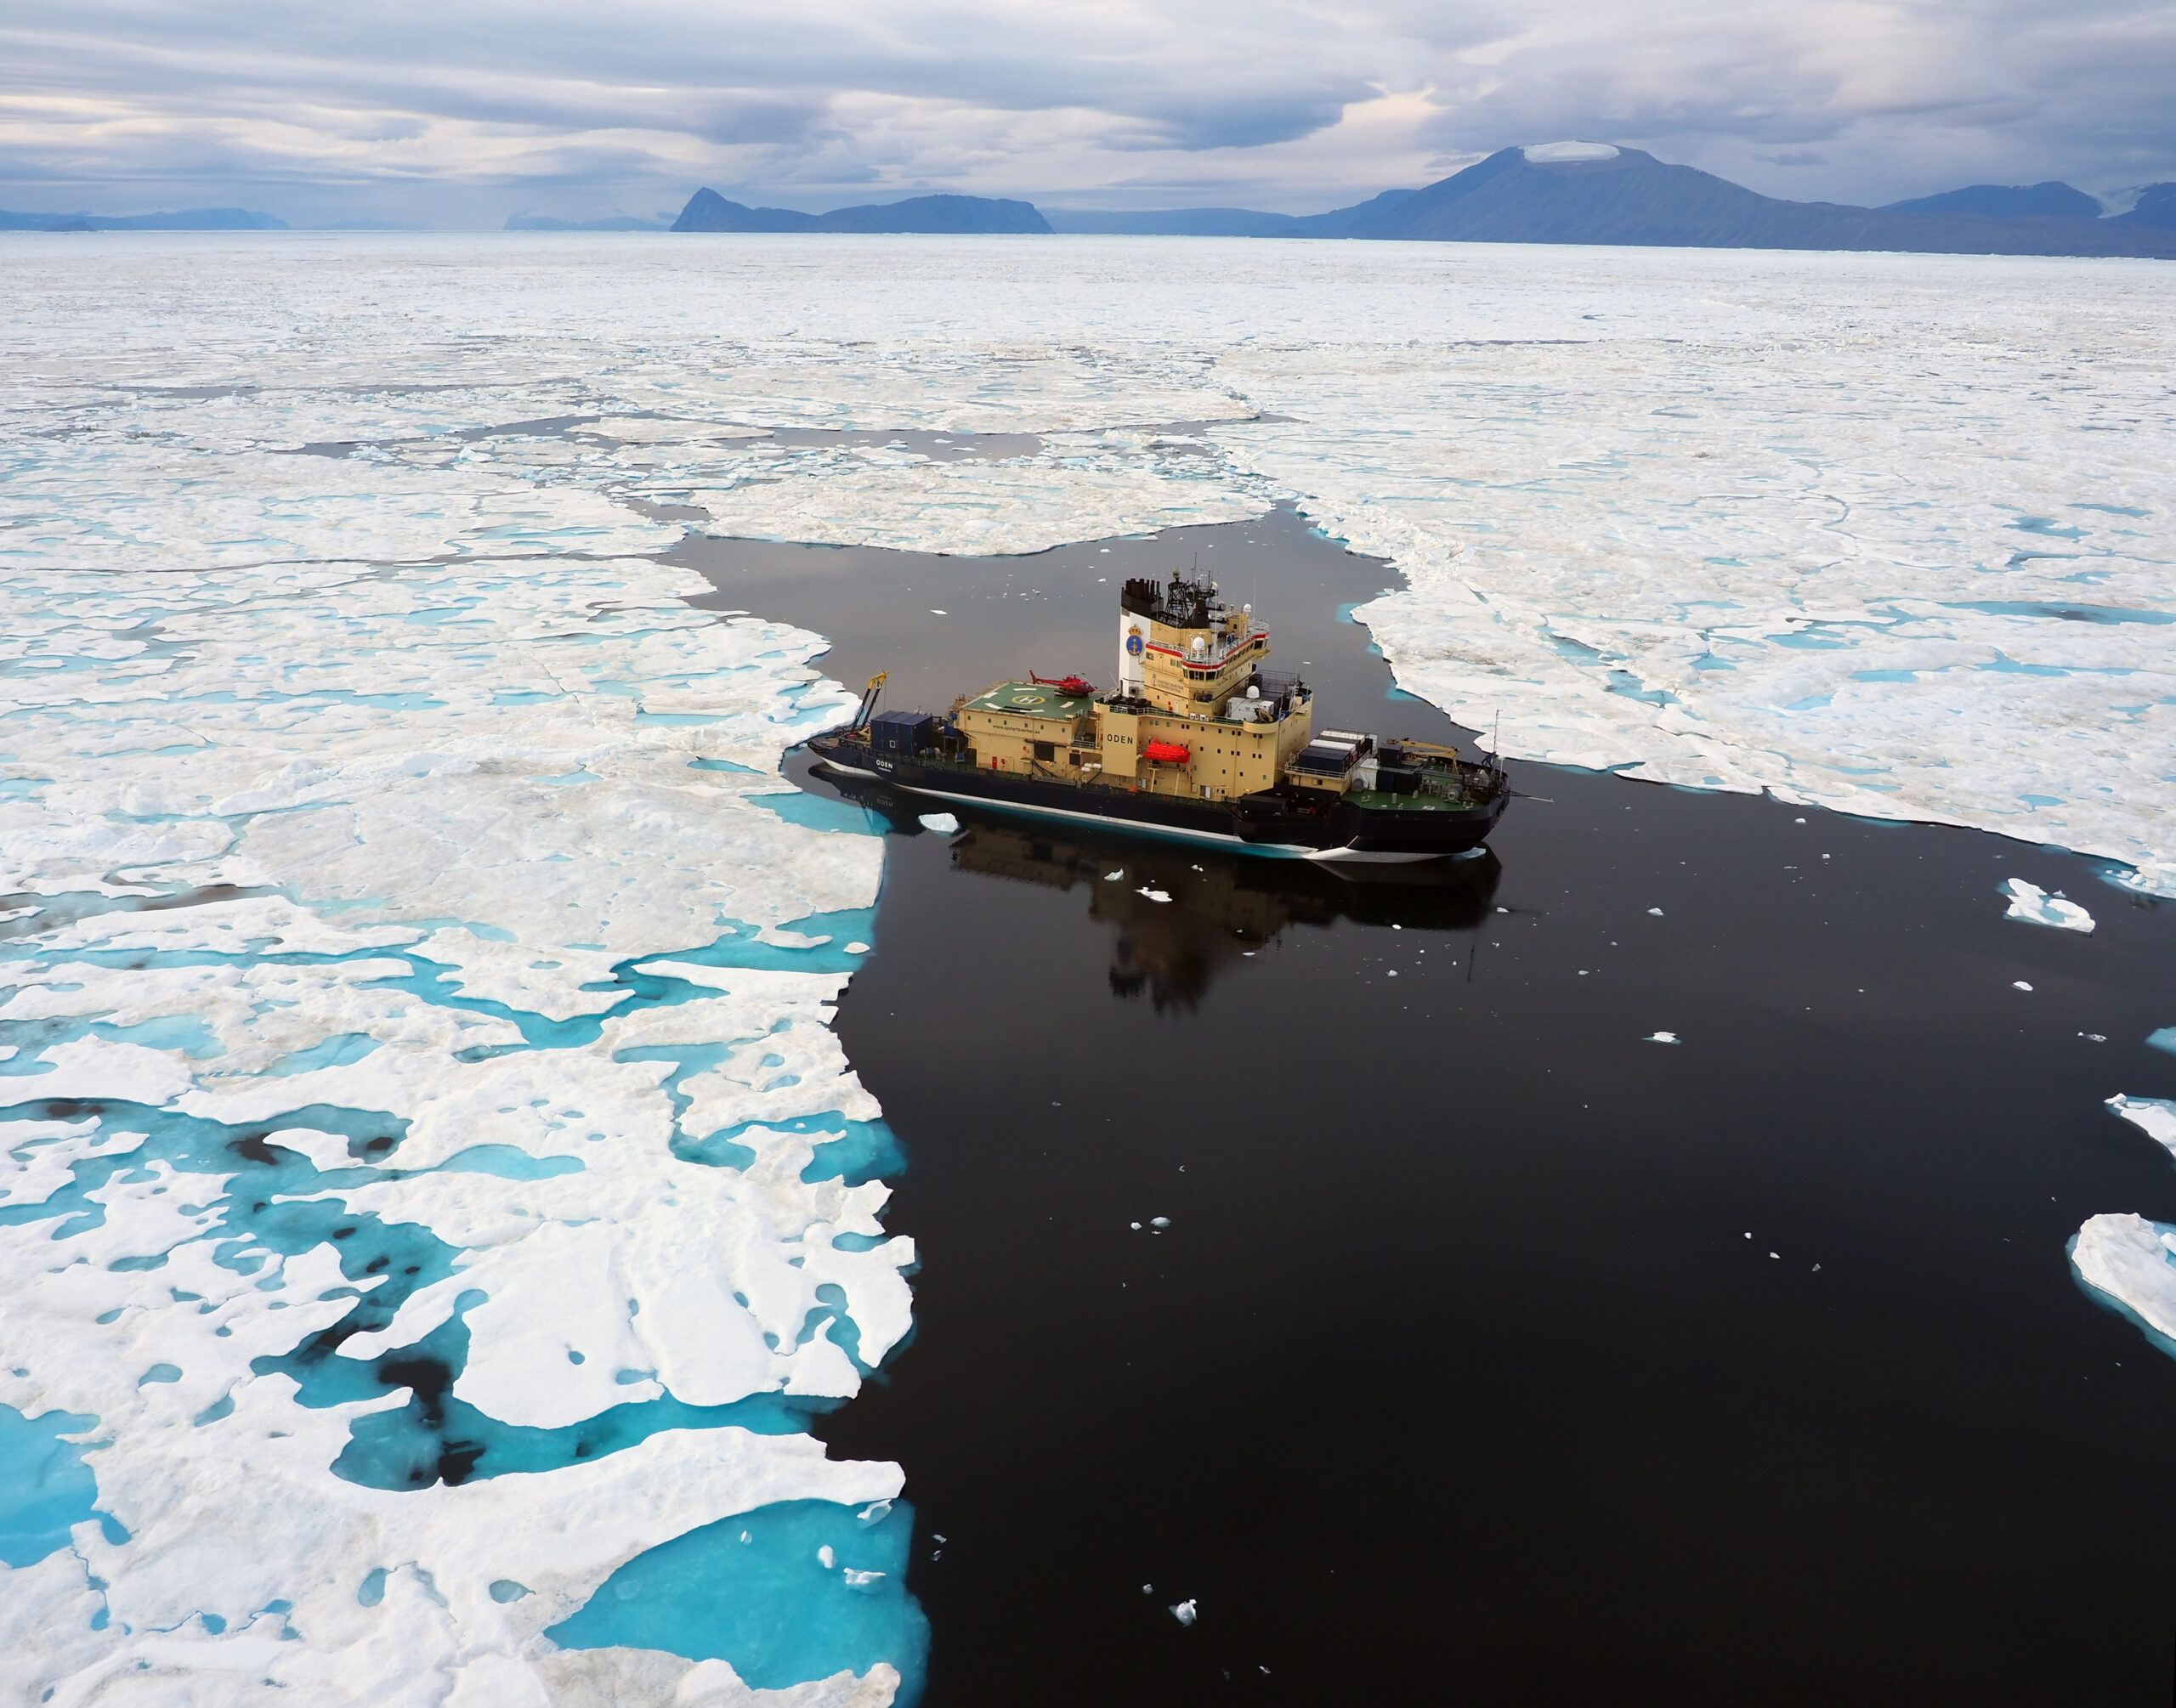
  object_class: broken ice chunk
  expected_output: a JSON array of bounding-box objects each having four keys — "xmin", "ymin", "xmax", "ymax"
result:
[
  {"xmin": 918, "ymin": 813, "xmax": 960, "ymax": 834},
  {"xmin": 842, "ymin": 1568, "xmax": 887, "ymax": 1591},
  {"xmin": 818, "ymin": 1545, "xmax": 836, "ymax": 1569},
  {"xmin": 2107, "ymin": 1095, "xmax": 2176, "ymax": 1162},
  {"xmin": 1646, "ymin": 907, "xmax": 1663, "ymax": 916},
  {"xmin": 2071, "ymin": 1212, "xmax": 2176, "ymax": 1352},
  {"xmin": 1171, "ymin": 1600, "xmax": 1198, "ymax": 1626},
  {"xmin": 1150, "ymin": 1216, "xmax": 1170, "ymax": 1229},
  {"xmin": 845, "ymin": 941, "xmax": 871, "ymax": 954},
  {"xmin": 1646, "ymin": 1031, "xmax": 1680, "ymax": 1043},
  {"xmin": 2000, "ymin": 878, "xmax": 2095, "ymax": 933},
  {"xmin": 1136, "ymin": 887, "xmax": 1172, "ymax": 903},
  {"xmin": 2148, "ymin": 1027, "xmax": 2176, "ymax": 1057},
  {"xmin": 2013, "ymin": 981, "xmax": 2034, "ymax": 992}
]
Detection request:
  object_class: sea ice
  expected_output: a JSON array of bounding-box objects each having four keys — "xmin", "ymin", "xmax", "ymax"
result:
[
  {"xmin": 2000, "ymin": 879, "xmax": 2095, "ymax": 933},
  {"xmin": 6, "ymin": 228, "xmax": 2175, "ymax": 1698},
  {"xmin": 2071, "ymin": 1213, "xmax": 2176, "ymax": 1347},
  {"xmin": 2106, "ymin": 1096, "xmax": 2176, "ymax": 1162},
  {"xmin": 0, "ymin": 382, "xmax": 908, "ymax": 1694},
  {"xmin": 916, "ymin": 813, "xmax": 960, "ymax": 834}
]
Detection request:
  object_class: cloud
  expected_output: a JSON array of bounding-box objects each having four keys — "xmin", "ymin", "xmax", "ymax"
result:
[{"xmin": 0, "ymin": 0, "xmax": 2169, "ymax": 223}]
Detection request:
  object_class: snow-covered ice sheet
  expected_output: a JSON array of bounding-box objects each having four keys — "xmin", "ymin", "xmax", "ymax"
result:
[
  {"xmin": 1999, "ymin": 878, "xmax": 2096, "ymax": 933},
  {"xmin": 9, "ymin": 233, "xmax": 2167, "ymax": 885},
  {"xmin": 4, "ymin": 230, "xmax": 2175, "ymax": 1688},
  {"xmin": 0, "ymin": 285, "xmax": 919, "ymax": 1694}
]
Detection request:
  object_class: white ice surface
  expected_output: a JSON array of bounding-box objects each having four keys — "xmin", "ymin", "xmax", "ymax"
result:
[
  {"xmin": 2107, "ymin": 1095, "xmax": 2176, "ymax": 1162},
  {"xmin": 2000, "ymin": 878, "xmax": 2095, "ymax": 933},
  {"xmin": 8, "ymin": 234, "xmax": 2164, "ymax": 885},
  {"xmin": 2072, "ymin": 1213, "xmax": 2176, "ymax": 1345},
  {"xmin": 6, "ymin": 231, "xmax": 2176, "ymax": 1694},
  {"xmin": 0, "ymin": 275, "xmax": 911, "ymax": 1695}
]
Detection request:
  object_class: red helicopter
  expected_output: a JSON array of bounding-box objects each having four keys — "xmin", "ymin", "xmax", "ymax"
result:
[{"xmin": 1030, "ymin": 671, "xmax": 1098, "ymax": 697}]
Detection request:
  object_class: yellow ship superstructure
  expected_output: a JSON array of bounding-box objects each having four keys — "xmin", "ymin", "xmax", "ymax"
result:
[{"xmin": 950, "ymin": 574, "xmax": 1319, "ymax": 801}]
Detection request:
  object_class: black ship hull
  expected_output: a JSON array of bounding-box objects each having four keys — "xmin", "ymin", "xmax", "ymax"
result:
[{"xmin": 806, "ymin": 735, "xmax": 1505, "ymax": 862}]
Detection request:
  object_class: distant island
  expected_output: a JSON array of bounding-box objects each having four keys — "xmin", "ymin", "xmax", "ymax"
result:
[
  {"xmin": 0, "ymin": 206, "xmax": 287, "ymax": 232},
  {"xmin": 672, "ymin": 190, "xmax": 1051, "ymax": 235},
  {"xmin": 1046, "ymin": 145, "xmax": 2176, "ymax": 259},
  {"xmin": 8, "ymin": 156, "xmax": 2170, "ymax": 258}
]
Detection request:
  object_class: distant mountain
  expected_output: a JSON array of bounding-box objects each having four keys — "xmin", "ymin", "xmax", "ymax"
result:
[
  {"xmin": 1052, "ymin": 148, "xmax": 2175, "ymax": 258},
  {"xmin": 505, "ymin": 213, "xmax": 667, "ymax": 231},
  {"xmin": 1880, "ymin": 182, "xmax": 2102, "ymax": 220},
  {"xmin": 2114, "ymin": 184, "xmax": 2176, "ymax": 227},
  {"xmin": 672, "ymin": 189, "xmax": 1050, "ymax": 235},
  {"xmin": 1046, "ymin": 189, "xmax": 1416, "ymax": 239},
  {"xmin": 0, "ymin": 206, "xmax": 287, "ymax": 231}
]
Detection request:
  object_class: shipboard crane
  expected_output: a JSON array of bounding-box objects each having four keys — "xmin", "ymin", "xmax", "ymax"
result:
[{"xmin": 851, "ymin": 671, "xmax": 888, "ymax": 732}]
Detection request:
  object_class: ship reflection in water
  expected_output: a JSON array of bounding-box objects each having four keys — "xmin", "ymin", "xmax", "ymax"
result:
[{"xmin": 820, "ymin": 771, "xmax": 1501, "ymax": 1009}]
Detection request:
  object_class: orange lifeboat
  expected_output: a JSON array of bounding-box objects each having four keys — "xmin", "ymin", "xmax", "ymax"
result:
[{"xmin": 1142, "ymin": 740, "xmax": 1191, "ymax": 764}]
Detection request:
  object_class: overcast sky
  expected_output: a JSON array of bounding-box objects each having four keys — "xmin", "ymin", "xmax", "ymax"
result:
[{"xmin": 3, "ymin": 0, "xmax": 2172, "ymax": 225}]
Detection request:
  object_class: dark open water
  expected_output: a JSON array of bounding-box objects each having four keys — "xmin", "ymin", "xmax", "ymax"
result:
[{"xmin": 677, "ymin": 508, "xmax": 2176, "ymax": 1705}]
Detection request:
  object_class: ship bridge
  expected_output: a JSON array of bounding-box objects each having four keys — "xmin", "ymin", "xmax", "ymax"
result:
[{"xmin": 1116, "ymin": 572, "xmax": 1269, "ymax": 717}]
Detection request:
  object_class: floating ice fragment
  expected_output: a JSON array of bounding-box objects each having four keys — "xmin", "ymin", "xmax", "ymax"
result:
[
  {"xmin": 1171, "ymin": 1599, "xmax": 1198, "ymax": 1626},
  {"xmin": 858, "ymin": 1499, "xmax": 893, "ymax": 1524},
  {"xmin": 2001, "ymin": 878, "xmax": 2095, "ymax": 933},
  {"xmin": 1647, "ymin": 907, "xmax": 1663, "ymax": 916},
  {"xmin": 1130, "ymin": 1221, "xmax": 1142, "ymax": 1230},
  {"xmin": 2147, "ymin": 1027, "xmax": 2176, "ymax": 1057},
  {"xmin": 1770, "ymin": 1253, "xmax": 1779, "ymax": 1259},
  {"xmin": 2107, "ymin": 1095, "xmax": 2176, "ymax": 1161},
  {"xmin": 819, "ymin": 1544, "xmax": 836, "ymax": 1569},
  {"xmin": 1646, "ymin": 1031, "xmax": 1680, "ymax": 1043},
  {"xmin": 1388, "ymin": 970, "xmax": 1400, "ymax": 977},
  {"xmin": 1795, "ymin": 817, "xmax": 1806, "ymax": 823},
  {"xmin": 2082, "ymin": 1032, "xmax": 2108, "ymax": 1042},
  {"xmin": 1150, "ymin": 1216, "xmax": 1170, "ymax": 1229},
  {"xmin": 2013, "ymin": 981, "xmax": 2034, "ymax": 992},
  {"xmin": 917, "ymin": 813, "xmax": 960, "ymax": 834},
  {"xmin": 1142, "ymin": 1584, "xmax": 1153, "ymax": 1594},
  {"xmin": 1104, "ymin": 870, "xmax": 1125, "ymax": 880},
  {"xmin": 842, "ymin": 1568, "xmax": 887, "ymax": 1590},
  {"xmin": 1136, "ymin": 887, "xmax": 1172, "ymax": 903},
  {"xmin": 929, "ymin": 609, "xmax": 948, "ymax": 616},
  {"xmin": 2071, "ymin": 1213, "xmax": 2176, "ymax": 1349},
  {"xmin": 846, "ymin": 941, "xmax": 871, "ymax": 954}
]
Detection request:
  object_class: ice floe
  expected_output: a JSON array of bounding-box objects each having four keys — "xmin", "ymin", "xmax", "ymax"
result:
[
  {"xmin": 916, "ymin": 813, "xmax": 960, "ymax": 834},
  {"xmin": 2072, "ymin": 1214, "xmax": 2176, "ymax": 1346},
  {"xmin": 2106, "ymin": 1095, "xmax": 2176, "ymax": 1161},
  {"xmin": 0, "ymin": 330, "xmax": 909, "ymax": 1692},
  {"xmin": 2000, "ymin": 879, "xmax": 2095, "ymax": 933}
]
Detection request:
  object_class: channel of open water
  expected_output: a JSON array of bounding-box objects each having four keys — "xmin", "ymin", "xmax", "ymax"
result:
[{"xmin": 675, "ymin": 506, "xmax": 2176, "ymax": 1705}]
